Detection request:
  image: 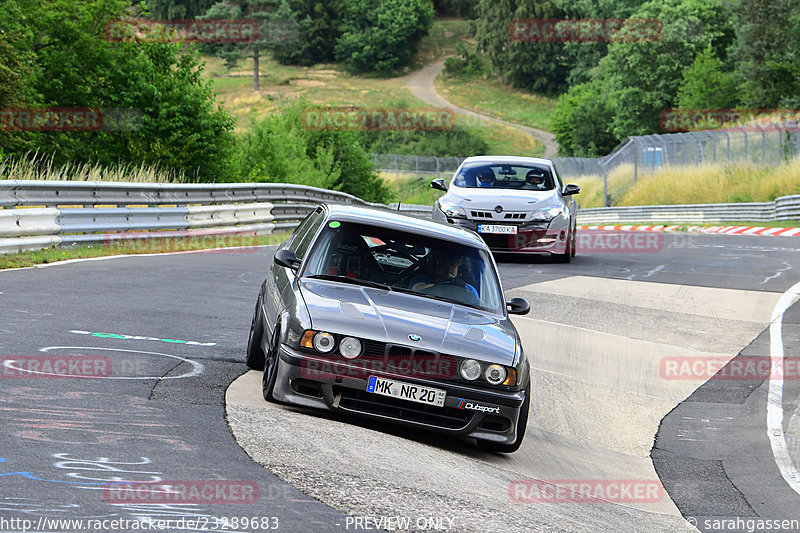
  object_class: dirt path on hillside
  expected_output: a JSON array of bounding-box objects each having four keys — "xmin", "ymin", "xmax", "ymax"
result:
[{"xmin": 404, "ymin": 60, "xmax": 559, "ymax": 158}]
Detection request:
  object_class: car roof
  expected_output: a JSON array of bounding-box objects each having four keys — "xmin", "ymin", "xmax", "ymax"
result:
[
  {"xmin": 324, "ymin": 204, "xmax": 487, "ymax": 249},
  {"xmin": 460, "ymin": 155, "xmax": 555, "ymax": 167}
]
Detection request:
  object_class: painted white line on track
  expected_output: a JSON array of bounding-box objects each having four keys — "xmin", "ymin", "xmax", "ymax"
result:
[
  {"xmin": 768, "ymin": 280, "xmax": 800, "ymax": 495},
  {"xmin": 33, "ymin": 346, "xmax": 205, "ymax": 380}
]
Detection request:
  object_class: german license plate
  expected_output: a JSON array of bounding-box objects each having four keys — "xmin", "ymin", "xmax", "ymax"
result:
[
  {"xmin": 367, "ymin": 376, "xmax": 446, "ymax": 407},
  {"xmin": 478, "ymin": 224, "xmax": 517, "ymax": 234}
]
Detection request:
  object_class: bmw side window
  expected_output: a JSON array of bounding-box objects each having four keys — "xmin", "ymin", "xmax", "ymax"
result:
[
  {"xmin": 288, "ymin": 209, "xmax": 322, "ymax": 255},
  {"xmin": 293, "ymin": 211, "xmax": 325, "ymax": 260}
]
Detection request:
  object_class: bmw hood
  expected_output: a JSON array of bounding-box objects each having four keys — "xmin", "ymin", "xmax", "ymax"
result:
[{"xmin": 298, "ymin": 279, "xmax": 519, "ymax": 366}]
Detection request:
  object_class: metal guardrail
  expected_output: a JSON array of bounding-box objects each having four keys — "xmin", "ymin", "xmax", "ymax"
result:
[
  {"xmin": 5, "ymin": 179, "xmax": 795, "ymax": 254},
  {"xmin": 0, "ymin": 181, "xmax": 432, "ymax": 253},
  {"xmin": 577, "ymin": 194, "xmax": 800, "ymax": 224}
]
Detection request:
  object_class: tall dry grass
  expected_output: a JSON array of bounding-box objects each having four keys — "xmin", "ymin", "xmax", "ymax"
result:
[
  {"xmin": 617, "ymin": 158, "xmax": 800, "ymax": 205},
  {"xmin": 0, "ymin": 152, "xmax": 190, "ymax": 183},
  {"xmin": 567, "ymin": 159, "xmax": 800, "ymax": 207}
]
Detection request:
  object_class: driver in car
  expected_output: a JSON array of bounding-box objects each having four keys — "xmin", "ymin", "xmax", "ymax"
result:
[
  {"xmin": 410, "ymin": 252, "xmax": 479, "ymax": 300},
  {"xmin": 477, "ymin": 169, "xmax": 496, "ymax": 188},
  {"xmin": 525, "ymin": 168, "xmax": 548, "ymax": 190}
]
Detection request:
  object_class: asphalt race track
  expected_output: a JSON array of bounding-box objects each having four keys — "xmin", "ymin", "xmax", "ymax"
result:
[{"xmin": 2, "ymin": 231, "xmax": 800, "ymax": 532}]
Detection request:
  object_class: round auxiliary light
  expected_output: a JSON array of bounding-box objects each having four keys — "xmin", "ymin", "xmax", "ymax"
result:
[
  {"xmin": 460, "ymin": 359, "xmax": 482, "ymax": 381},
  {"xmin": 313, "ymin": 332, "xmax": 335, "ymax": 353},
  {"xmin": 484, "ymin": 364, "xmax": 507, "ymax": 385},
  {"xmin": 339, "ymin": 337, "xmax": 362, "ymax": 359}
]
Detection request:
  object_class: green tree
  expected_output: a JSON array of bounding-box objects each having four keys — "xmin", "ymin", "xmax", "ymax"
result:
[
  {"xmin": 0, "ymin": 0, "xmax": 39, "ymax": 157},
  {"xmin": 233, "ymin": 99, "xmax": 391, "ymax": 202},
  {"xmin": 677, "ymin": 45, "xmax": 739, "ymax": 110},
  {"xmin": 199, "ymin": 0, "xmax": 297, "ymax": 90},
  {"xmin": 145, "ymin": 0, "xmax": 218, "ymax": 19},
  {"xmin": 434, "ymin": 0, "xmax": 477, "ymax": 17},
  {"xmin": 600, "ymin": 0, "xmax": 736, "ymax": 138},
  {"xmin": 733, "ymin": 0, "xmax": 800, "ymax": 107},
  {"xmin": 334, "ymin": 0, "xmax": 434, "ymax": 74},
  {"xmin": 1, "ymin": 0, "xmax": 235, "ymax": 181},
  {"xmin": 552, "ymin": 80, "xmax": 619, "ymax": 157},
  {"xmin": 272, "ymin": 0, "xmax": 344, "ymax": 65},
  {"xmin": 473, "ymin": 0, "xmax": 569, "ymax": 95},
  {"xmin": 554, "ymin": 0, "xmax": 648, "ymax": 86}
]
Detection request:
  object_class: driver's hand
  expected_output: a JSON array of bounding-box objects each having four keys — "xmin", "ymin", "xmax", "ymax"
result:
[{"xmin": 411, "ymin": 282, "xmax": 435, "ymax": 291}]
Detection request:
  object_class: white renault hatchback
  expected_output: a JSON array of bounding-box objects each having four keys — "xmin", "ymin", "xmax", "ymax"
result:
[{"xmin": 431, "ymin": 156, "xmax": 580, "ymax": 262}]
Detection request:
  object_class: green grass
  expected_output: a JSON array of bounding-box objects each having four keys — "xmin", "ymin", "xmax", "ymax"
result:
[
  {"xmin": 0, "ymin": 232, "xmax": 291, "ymax": 270},
  {"xmin": 382, "ymin": 173, "xmax": 446, "ymax": 205},
  {"xmin": 436, "ymin": 75, "xmax": 558, "ymax": 132},
  {"xmin": 415, "ymin": 19, "xmax": 473, "ymax": 66},
  {"xmin": 1, "ymin": 152, "xmax": 190, "ymax": 182}
]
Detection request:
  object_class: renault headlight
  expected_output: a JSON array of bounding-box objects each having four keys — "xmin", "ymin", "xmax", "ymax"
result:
[
  {"xmin": 438, "ymin": 200, "xmax": 466, "ymax": 219},
  {"xmin": 529, "ymin": 207, "xmax": 563, "ymax": 222}
]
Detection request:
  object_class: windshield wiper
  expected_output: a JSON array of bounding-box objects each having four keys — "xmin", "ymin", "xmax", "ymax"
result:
[{"xmin": 305, "ymin": 274, "xmax": 392, "ymax": 291}]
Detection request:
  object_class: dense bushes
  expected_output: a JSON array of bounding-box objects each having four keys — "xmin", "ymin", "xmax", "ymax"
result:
[{"xmin": 232, "ymin": 99, "xmax": 391, "ymax": 202}]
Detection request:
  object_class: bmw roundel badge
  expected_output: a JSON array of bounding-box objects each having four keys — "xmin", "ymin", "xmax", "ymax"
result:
[{"xmin": 408, "ymin": 334, "xmax": 421, "ymax": 342}]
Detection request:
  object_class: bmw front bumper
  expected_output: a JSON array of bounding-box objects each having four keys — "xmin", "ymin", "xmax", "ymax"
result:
[{"xmin": 271, "ymin": 344, "xmax": 527, "ymax": 445}]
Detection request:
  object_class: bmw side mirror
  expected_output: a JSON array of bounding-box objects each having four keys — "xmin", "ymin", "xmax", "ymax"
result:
[
  {"xmin": 430, "ymin": 178, "xmax": 447, "ymax": 192},
  {"xmin": 274, "ymin": 249, "xmax": 301, "ymax": 271},
  {"xmin": 506, "ymin": 297, "xmax": 530, "ymax": 315},
  {"xmin": 563, "ymin": 184, "xmax": 581, "ymax": 196}
]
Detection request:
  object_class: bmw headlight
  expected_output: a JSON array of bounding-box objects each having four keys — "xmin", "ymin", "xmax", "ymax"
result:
[
  {"xmin": 484, "ymin": 364, "xmax": 507, "ymax": 385},
  {"xmin": 460, "ymin": 359, "xmax": 482, "ymax": 380},
  {"xmin": 312, "ymin": 332, "xmax": 335, "ymax": 353},
  {"xmin": 529, "ymin": 207, "xmax": 563, "ymax": 222},
  {"xmin": 438, "ymin": 200, "xmax": 466, "ymax": 219},
  {"xmin": 339, "ymin": 337, "xmax": 362, "ymax": 359}
]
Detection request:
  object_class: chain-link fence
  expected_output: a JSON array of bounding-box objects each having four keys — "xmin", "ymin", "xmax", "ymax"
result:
[
  {"xmin": 370, "ymin": 154, "xmax": 465, "ymax": 178},
  {"xmin": 372, "ymin": 124, "xmax": 800, "ymax": 207}
]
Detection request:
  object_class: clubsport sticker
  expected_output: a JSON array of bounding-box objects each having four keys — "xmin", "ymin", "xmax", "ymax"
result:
[{"xmin": 457, "ymin": 399, "xmax": 500, "ymax": 414}]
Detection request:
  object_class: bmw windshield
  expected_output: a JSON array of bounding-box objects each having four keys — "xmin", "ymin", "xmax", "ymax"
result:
[{"xmin": 301, "ymin": 221, "xmax": 504, "ymax": 314}]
